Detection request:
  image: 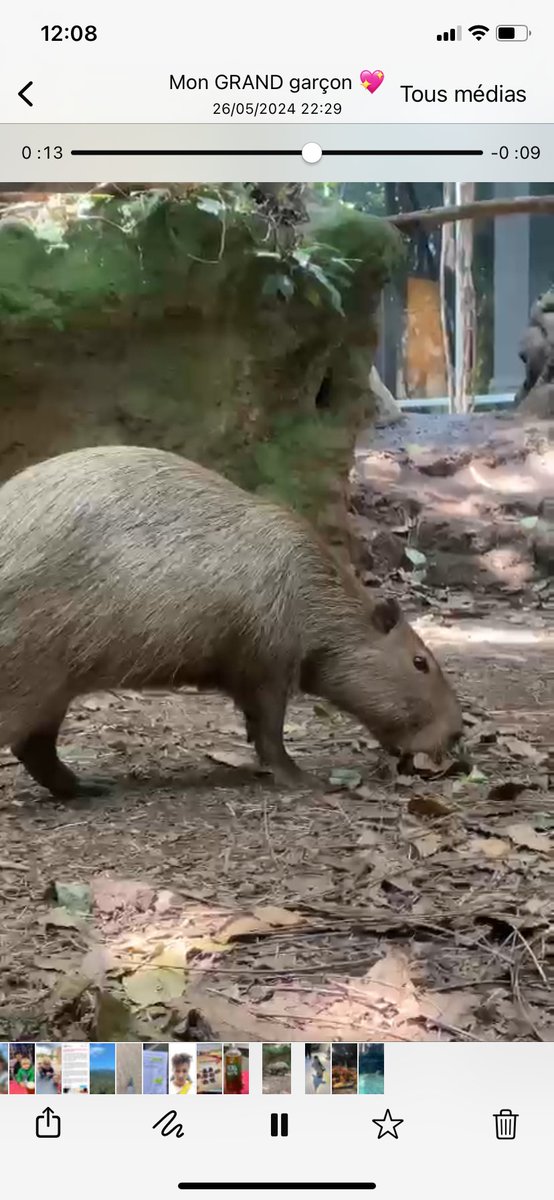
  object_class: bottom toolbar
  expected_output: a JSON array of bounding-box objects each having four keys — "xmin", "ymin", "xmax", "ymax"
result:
[{"xmin": 0, "ymin": 1043, "xmax": 549, "ymax": 1200}]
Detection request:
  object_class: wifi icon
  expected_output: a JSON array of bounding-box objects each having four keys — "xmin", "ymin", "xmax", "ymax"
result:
[{"xmin": 468, "ymin": 23, "xmax": 490, "ymax": 39}]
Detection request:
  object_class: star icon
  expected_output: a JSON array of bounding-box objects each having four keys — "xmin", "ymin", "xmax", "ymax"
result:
[{"xmin": 372, "ymin": 1108, "xmax": 404, "ymax": 1139}]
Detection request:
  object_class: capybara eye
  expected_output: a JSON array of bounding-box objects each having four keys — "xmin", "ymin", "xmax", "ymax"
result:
[{"xmin": 413, "ymin": 655, "xmax": 429, "ymax": 673}]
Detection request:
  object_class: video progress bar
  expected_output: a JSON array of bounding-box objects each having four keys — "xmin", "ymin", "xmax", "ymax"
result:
[
  {"xmin": 70, "ymin": 148, "xmax": 483, "ymax": 157},
  {"xmin": 177, "ymin": 1186, "xmax": 376, "ymax": 1192}
]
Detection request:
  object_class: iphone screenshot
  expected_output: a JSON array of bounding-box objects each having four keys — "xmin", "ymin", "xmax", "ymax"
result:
[{"xmin": 0, "ymin": 2, "xmax": 552, "ymax": 1196}]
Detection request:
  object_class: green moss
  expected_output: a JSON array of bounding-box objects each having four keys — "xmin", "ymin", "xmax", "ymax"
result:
[{"xmin": 308, "ymin": 207, "xmax": 404, "ymax": 282}]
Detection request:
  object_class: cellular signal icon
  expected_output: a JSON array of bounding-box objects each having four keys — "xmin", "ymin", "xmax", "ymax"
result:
[
  {"xmin": 437, "ymin": 25, "xmax": 462, "ymax": 40},
  {"xmin": 468, "ymin": 24, "xmax": 490, "ymax": 39}
]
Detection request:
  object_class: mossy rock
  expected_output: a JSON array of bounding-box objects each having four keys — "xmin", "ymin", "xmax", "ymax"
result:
[{"xmin": 0, "ymin": 190, "xmax": 402, "ymax": 552}]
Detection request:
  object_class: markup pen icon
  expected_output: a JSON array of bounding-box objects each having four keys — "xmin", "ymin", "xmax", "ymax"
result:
[{"xmin": 494, "ymin": 1109, "xmax": 518, "ymax": 1140}]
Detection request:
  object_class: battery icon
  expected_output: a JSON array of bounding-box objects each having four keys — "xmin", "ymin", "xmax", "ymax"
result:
[{"xmin": 496, "ymin": 25, "xmax": 529, "ymax": 40}]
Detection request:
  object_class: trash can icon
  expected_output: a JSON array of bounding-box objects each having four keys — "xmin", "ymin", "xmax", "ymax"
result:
[{"xmin": 494, "ymin": 1109, "xmax": 518, "ymax": 1139}]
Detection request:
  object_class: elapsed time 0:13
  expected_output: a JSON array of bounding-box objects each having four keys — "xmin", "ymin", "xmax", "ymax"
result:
[{"xmin": 21, "ymin": 146, "xmax": 63, "ymax": 160}]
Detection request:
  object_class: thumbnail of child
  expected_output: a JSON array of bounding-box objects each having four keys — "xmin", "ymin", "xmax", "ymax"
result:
[
  {"xmin": 0, "ymin": 1044, "xmax": 9, "ymax": 1094},
  {"xmin": 36, "ymin": 1044, "xmax": 62, "ymax": 1095},
  {"xmin": 169, "ymin": 1044, "xmax": 197, "ymax": 1095},
  {"xmin": 9, "ymin": 1043, "xmax": 35, "ymax": 1094},
  {"xmin": 197, "ymin": 1044, "xmax": 222, "ymax": 1094},
  {"xmin": 305, "ymin": 1043, "xmax": 331, "ymax": 1094}
]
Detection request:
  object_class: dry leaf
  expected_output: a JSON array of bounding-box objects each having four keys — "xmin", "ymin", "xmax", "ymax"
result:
[
  {"xmin": 488, "ymin": 781, "xmax": 524, "ymax": 802},
  {"xmin": 40, "ymin": 906, "xmax": 87, "ymax": 931},
  {"xmin": 252, "ymin": 905, "xmax": 303, "ymax": 927},
  {"xmin": 329, "ymin": 768, "xmax": 363, "ymax": 789},
  {"xmin": 413, "ymin": 753, "xmax": 448, "ymax": 775},
  {"xmin": 188, "ymin": 937, "xmax": 232, "ymax": 955},
  {"xmin": 206, "ymin": 748, "xmax": 253, "ymax": 769},
  {"xmin": 123, "ymin": 966, "xmax": 186, "ymax": 1007},
  {"xmin": 419, "ymin": 989, "xmax": 480, "ymax": 1027},
  {"xmin": 154, "ymin": 889, "xmax": 181, "ymax": 914},
  {"xmin": 498, "ymin": 737, "xmax": 547, "ymax": 765},
  {"xmin": 91, "ymin": 878, "xmax": 155, "ymax": 915},
  {"xmin": 288, "ymin": 873, "xmax": 334, "ymax": 898},
  {"xmin": 81, "ymin": 945, "xmax": 117, "ymax": 983},
  {"xmin": 150, "ymin": 942, "xmax": 190, "ymax": 970},
  {"xmin": 411, "ymin": 832, "xmax": 441, "ymax": 859},
  {"xmin": 506, "ymin": 823, "xmax": 551, "ymax": 853},
  {"xmin": 94, "ymin": 991, "xmax": 133, "ymax": 1041},
  {"xmin": 366, "ymin": 950, "xmax": 413, "ymax": 992},
  {"xmin": 408, "ymin": 794, "xmax": 452, "ymax": 818},
  {"xmin": 52, "ymin": 972, "xmax": 91, "ymax": 1003},
  {"xmin": 468, "ymin": 836, "xmax": 511, "ymax": 860},
  {"xmin": 357, "ymin": 828, "xmax": 379, "ymax": 846},
  {"xmin": 216, "ymin": 906, "xmax": 302, "ymax": 944}
]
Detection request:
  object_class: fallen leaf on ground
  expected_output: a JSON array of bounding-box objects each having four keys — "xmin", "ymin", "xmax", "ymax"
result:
[
  {"xmin": 412, "ymin": 753, "xmax": 453, "ymax": 776},
  {"xmin": 411, "ymin": 832, "xmax": 441, "ymax": 859},
  {"xmin": 287, "ymin": 873, "xmax": 334, "ymax": 898},
  {"xmin": 467, "ymin": 836, "xmax": 511, "ymax": 860},
  {"xmin": 505, "ymin": 823, "xmax": 551, "ymax": 853},
  {"xmin": 498, "ymin": 737, "xmax": 547, "ymax": 765},
  {"xmin": 154, "ymin": 889, "xmax": 181, "ymax": 914},
  {"xmin": 80, "ymin": 945, "xmax": 118, "ymax": 984},
  {"xmin": 206, "ymin": 748, "xmax": 253, "ymax": 769},
  {"xmin": 91, "ymin": 878, "xmax": 156, "ymax": 916},
  {"xmin": 94, "ymin": 991, "xmax": 134, "ymax": 1040},
  {"xmin": 329, "ymin": 768, "xmax": 363, "ymax": 789},
  {"xmin": 408, "ymin": 794, "xmax": 452, "ymax": 818},
  {"xmin": 52, "ymin": 972, "xmax": 91, "ymax": 1003},
  {"xmin": 357, "ymin": 828, "xmax": 380, "ymax": 846},
  {"xmin": 405, "ymin": 547, "xmax": 427, "ymax": 567},
  {"xmin": 488, "ymin": 781, "xmax": 525, "ymax": 802},
  {"xmin": 357, "ymin": 950, "xmax": 422, "ymax": 1018},
  {"xmin": 313, "ymin": 702, "xmax": 338, "ymax": 721},
  {"xmin": 418, "ymin": 989, "xmax": 480, "ymax": 1028},
  {"xmin": 188, "ymin": 937, "xmax": 233, "ymax": 955},
  {"xmin": 40, "ymin": 906, "xmax": 88, "ymax": 931},
  {"xmin": 150, "ymin": 942, "xmax": 190, "ymax": 970},
  {"xmin": 123, "ymin": 966, "xmax": 186, "ymax": 1007},
  {"xmin": 215, "ymin": 906, "xmax": 303, "ymax": 944}
]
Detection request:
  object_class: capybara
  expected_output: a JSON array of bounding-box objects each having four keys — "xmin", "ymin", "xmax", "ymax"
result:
[{"xmin": 0, "ymin": 446, "xmax": 463, "ymax": 796}]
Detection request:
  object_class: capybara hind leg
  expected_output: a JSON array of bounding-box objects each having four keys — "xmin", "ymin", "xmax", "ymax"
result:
[
  {"xmin": 10, "ymin": 720, "xmax": 110, "ymax": 799},
  {"xmin": 245, "ymin": 686, "xmax": 308, "ymax": 787}
]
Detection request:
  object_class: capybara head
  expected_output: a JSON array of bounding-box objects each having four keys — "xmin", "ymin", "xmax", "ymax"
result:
[{"xmin": 309, "ymin": 595, "xmax": 463, "ymax": 759}]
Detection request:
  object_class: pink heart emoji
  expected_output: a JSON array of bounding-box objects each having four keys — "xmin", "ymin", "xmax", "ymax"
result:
[{"xmin": 360, "ymin": 69, "xmax": 384, "ymax": 94}]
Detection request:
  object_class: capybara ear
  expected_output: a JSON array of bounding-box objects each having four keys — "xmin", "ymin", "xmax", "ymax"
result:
[{"xmin": 371, "ymin": 595, "xmax": 402, "ymax": 635}]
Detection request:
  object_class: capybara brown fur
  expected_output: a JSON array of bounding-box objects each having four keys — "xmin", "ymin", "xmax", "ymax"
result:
[{"xmin": 0, "ymin": 446, "xmax": 463, "ymax": 796}]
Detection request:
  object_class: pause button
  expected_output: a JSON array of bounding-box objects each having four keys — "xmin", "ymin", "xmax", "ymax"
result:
[{"xmin": 270, "ymin": 1113, "xmax": 289, "ymax": 1137}]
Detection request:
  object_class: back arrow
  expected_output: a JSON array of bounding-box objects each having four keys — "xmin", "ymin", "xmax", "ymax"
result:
[{"xmin": 18, "ymin": 81, "xmax": 33, "ymax": 107}]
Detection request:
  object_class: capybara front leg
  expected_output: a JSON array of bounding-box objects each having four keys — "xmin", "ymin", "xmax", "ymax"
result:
[
  {"xmin": 11, "ymin": 719, "xmax": 110, "ymax": 799},
  {"xmin": 248, "ymin": 686, "xmax": 308, "ymax": 787}
]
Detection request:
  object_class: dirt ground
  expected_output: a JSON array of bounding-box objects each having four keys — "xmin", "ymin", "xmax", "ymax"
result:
[{"xmin": 0, "ymin": 414, "xmax": 552, "ymax": 1045}]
